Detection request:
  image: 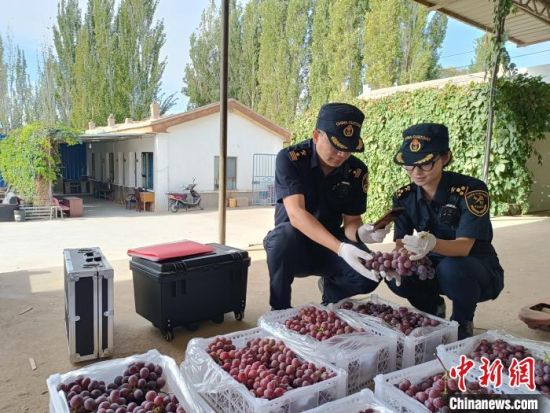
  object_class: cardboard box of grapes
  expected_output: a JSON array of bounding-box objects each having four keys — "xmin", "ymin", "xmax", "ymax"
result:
[
  {"xmin": 303, "ymin": 388, "xmax": 396, "ymax": 413},
  {"xmin": 182, "ymin": 327, "xmax": 348, "ymax": 413},
  {"xmin": 258, "ymin": 304, "xmax": 397, "ymax": 394},
  {"xmin": 336, "ymin": 294, "xmax": 458, "ymax": 369},
  {"xmin": 374, "ymin": 359, "xmax": 507, "ymax": 413},
  {"xmin": 47, "ymin": 349, "xmax": 213, "ymax": 413},
  {"xmin": 437, "ymin": 330, "xmax": 550, "ymax": 402}
]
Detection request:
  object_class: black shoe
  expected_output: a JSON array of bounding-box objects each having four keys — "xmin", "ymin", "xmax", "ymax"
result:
[{"xmin": 458, "ymin": 321, "xmax": 474, "ymax": 340}]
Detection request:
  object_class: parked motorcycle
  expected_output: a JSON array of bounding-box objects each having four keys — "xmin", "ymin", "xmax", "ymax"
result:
[{"xmin": 167, "ymin": 179, "xmax": 203, "ymax": 212}]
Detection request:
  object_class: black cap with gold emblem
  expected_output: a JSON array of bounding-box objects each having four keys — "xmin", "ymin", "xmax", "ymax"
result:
[
  {"xmin": 393, "ymin": 123, "xmax": 450, "ymax": 166},
  {"xmin": 316, "ymin": 103, "xmax": 365, "ymax": 153}
]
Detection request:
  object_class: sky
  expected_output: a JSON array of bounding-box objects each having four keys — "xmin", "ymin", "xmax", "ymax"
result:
[{"xmin": 0, "ymin": 0, "xmax": 549, "ymax": 115}]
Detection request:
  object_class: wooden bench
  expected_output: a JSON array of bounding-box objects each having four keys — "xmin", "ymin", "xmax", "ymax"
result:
[{"xmin": 20, "ymin": 205, "xmax": 56, "ymax": 220}]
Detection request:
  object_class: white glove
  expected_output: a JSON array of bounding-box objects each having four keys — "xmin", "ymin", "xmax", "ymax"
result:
[
  {"xmin": 403, "ymin": 231, "xmax": 437, "ymax": 261},
  {"xmin": 337, "ymin": 243, "xmax": 380, "ymax": 283},
  {"xmin": 381, "ymin": 270, "xmax": 402, "ymax": 287},
  {"xmin": 357, "ymin": 223, "xmax": 391, "ymax": 244}
]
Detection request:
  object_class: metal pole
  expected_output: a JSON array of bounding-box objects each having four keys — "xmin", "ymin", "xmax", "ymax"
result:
[
  {"xmin": 218, "ymin": 0, "xmax": 229, "ymax": 244},
  {"xmin": 482, "ymin": 3, "xmax": 507, "ymax": 183}
]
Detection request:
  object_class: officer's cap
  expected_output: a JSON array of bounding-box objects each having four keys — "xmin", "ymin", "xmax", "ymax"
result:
[
  {"xmin": 316, "ymin": 103, "xmax": 365, "ymax": 153},
  {"xmin": 393, "ymin": 123, "xmax": 450, "ymax": 166}
]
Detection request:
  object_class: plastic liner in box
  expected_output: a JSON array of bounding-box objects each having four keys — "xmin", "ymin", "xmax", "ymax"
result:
[
  {"xmin": 47, "ymin": 349, "xmax": 213, "ymax": 413},
  {"xmin": 181, "ymin": 327, "xmax": 348, "ymax": 413},
  {"xmin": 336, "ymin": 294, "xmax": 458, "ymax": 369},
  {"xmin": 304, "ymin": 388, "xmax": 396, "ymax": 412},
  {"xmin": 437, "ymin": 329, "xmax": 550, "ymax": 403},
  {"xmin": 374, "ymin": 359, "xmax": 507, "ymax": 413},
  {"xmin": 258, "ymin": 303, "xmax": 397, "ymax": 394}
]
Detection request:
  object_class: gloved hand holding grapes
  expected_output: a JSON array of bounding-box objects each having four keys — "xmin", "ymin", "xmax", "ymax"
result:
[
  {"xmin": 403, "ymin": 231, "xmax": 437, "ymax": 261},
  {"xmin": 357, "ymin": 223, "xmax": 392, "ymax": 244}
]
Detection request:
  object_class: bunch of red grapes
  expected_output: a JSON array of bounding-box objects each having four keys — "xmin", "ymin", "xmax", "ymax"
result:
[
  {"xmin": 396, "ymin": 373, "xmax": 488, "ymax": 413},
  {"xmin": 469, "ymin": 338, "xmax": 550, "ymax": 395},
  {"xmin": 340, "ymin": 301, "xmax": 440, "ymax": 335},
  {"xmin": 57, "ymin": 361, "xmax": 186, "ymax": 413},
  {"xmin": 283, "ymin": 306, "xmax": 362, "ymax": 341},
  {"xmin": 206, "ymin": 336, "xmax": 336, "ymax": 399},
  {"xmin": 364, "ymin": 249, "xmax": 435, "ymax": 280}
]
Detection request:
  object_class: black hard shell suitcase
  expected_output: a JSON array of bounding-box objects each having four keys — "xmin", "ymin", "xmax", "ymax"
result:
[
  {"xmin": 64, "ymin": 247, "xmax": 114, "ymax": 363},
  {"xmin": 129, "ymin": 243, "xmax": 250, "ymax": 341}
]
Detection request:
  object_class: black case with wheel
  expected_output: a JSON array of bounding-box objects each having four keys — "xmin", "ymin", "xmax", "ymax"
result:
[{"xmin": 129, "ymin": 243, "xmax": 250, "ymax": 340}]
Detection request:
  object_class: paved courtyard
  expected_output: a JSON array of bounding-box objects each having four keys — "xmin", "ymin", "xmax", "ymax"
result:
[{"xmin": 1, "ymin": 197, "xmax": 549, "ymax": 411}]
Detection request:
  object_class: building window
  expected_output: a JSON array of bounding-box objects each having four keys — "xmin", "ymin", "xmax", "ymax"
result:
[
  {"xmin": 108, "ymin": 153, "xmax": 115, "ymax": 182},
  {"xmin": 214, "ymin": 156, "xmax": 237, "ymax": 190},
  {"xmin": 141, "ymin": 152, "xmax": 154, "ymax": 190}
]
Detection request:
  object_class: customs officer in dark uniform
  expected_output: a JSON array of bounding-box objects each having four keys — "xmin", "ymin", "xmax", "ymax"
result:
[
  {"xmin": 264, "ymin": 103, "xmax": 390, "ymax": 310},
  {"xmin": 388, "ymin": 123, "xmax": 504, "ymax": 339}
]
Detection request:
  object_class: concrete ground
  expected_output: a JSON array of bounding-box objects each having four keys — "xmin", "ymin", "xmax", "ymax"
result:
[{"xmin": 1, "ymin": 197, "xmax": 549, "ymax": 412}]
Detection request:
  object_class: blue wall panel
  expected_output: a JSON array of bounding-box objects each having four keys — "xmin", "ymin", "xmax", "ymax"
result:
[{"xmin": 60, "ymin": 143, "xmax": 87, "ymax": 180}]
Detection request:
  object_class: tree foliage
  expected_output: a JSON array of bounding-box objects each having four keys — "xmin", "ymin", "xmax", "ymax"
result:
[
  {"xmin": 0, "ymin": 123, "xmax": 80, "ymax": 202},
  {"xmin": 364, "ymin": 0, "xmax": 447, "ymax": 88}
]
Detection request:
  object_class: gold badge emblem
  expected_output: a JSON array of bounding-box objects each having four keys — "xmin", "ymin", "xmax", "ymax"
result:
[
  {"xmin": 409, "ymin": 138, "xmax": 421, "ymax": 152},
  {"xmin": 343, "ymin": 124, "xmax": 354, "ymax": 137},
  {"xmin": 362, "ymin": 174, "xmax": 369, "ymax": 194},
  {"xmin": 465, "ymin": 190, "xmax": 489, "ymax": 217}
]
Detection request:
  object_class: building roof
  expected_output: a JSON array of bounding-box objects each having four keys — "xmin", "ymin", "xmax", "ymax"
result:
[
  {"xmin": 412, "ymin": 0, "xmax": 550, "ymax": 46},
  {"xmin": 83, "ymin": 99, "xmax": 291, "ymax": 142}
]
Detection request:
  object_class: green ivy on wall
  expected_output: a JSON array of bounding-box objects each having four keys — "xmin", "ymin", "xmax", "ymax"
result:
[
  {"xmin": 0, "ymin": 123, "xmax": 80, "ymax": 203},
  {"xmin": 290, "ymin": 74, "xmax": 550, "ymax": 221}
]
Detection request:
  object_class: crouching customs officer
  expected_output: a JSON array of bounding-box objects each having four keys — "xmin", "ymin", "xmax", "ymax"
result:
[
  {"xmin": 388, "ymin": 123, "xmax": 504, "ymax": 339},
  {"xmin": 264, "ymin": 103, "xmax": 390, "ymax": 310}
]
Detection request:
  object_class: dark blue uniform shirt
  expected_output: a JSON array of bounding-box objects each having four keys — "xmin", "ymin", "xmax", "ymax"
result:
[
  {"xmin": 274, "ymin": 139, "xmax": 369, "ymax": 234},
  {"xmin": 392, "ymin": 171, "xmax": 497, "ymax": 258}
]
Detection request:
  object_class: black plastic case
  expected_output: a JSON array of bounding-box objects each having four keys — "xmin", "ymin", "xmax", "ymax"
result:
[{"xmin": 129, "ymin": 243, "xmax": 250, "ymax": 341}]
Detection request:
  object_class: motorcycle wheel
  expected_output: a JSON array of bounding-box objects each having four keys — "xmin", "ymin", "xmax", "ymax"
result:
[{"xmin": 169, "ymin": 203, "xmax": 179, "ymax": 213}]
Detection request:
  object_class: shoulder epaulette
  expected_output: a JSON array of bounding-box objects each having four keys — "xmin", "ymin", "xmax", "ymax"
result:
[
  {"xmin": 288, "ymin": 148, "xmax": 309, "ymax": 162},
  {"xmin": 395, "ymin": 184, "xmax": 412, "ymax": 199},
  {"xmin": 450, "ymin": 185, "xmax": 468, "ymax": 196}
]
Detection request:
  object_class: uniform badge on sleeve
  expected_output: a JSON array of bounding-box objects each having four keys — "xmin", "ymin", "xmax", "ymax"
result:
[
  {"xmin": 465, "ymin": 190, "xmax": 489, "ymax": 217},
  {"xmin": 362, "ymin": 174, "xmax": 369, "ymax": 194}
]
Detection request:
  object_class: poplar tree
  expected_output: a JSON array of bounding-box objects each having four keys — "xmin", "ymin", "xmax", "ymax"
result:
[
  {"xmin": 52, "ymin": 0, "xmax": 82, "ymax": 123},
  {"xmin": 308, "ymin": 0, "xmax": 331, "ymax": 110},
  {"xmin": 113, "ymin": 0, "xmax": 174, "ymax": 121},
  {"xmin": 363, "ymin": 0, "xmax": 447, "ymax": 88},
  {"xmin": 0, "ymin": 36, "xmax": 9, "ymax": 131},
  {"xmin": 182, "ymin": 0, "xmax": 221, "ymax": 108},
  {"xmin": 238, "ymin": 0, "xmax": 262, "ymax": 109},
  {"xmin": 256, "ymin": 0, "xmax": 288, "ymax": 123},
  {"xmin": 34, "ymin": 49, "xmax": 59, "ymax": 127}
]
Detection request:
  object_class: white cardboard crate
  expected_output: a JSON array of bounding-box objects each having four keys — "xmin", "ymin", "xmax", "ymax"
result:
[
  {"xmin": 47, "ymin": 349, "xmax": 213, "ymax": 413},
  {"xmin": 436, "ymin": 329, "xmax": 550, "ymax": 402},
  {"xmin": 335, "ymin": 294, "xmax": 458, "ymax": 369},
  {"xmin": 258, "ymin": 304, "xmax": 397, "ymax": 394},
  {"xmin": 304, "ymin": 388, "xmax": 396, "ymax": 412},
  {"xmin": 374, "ymin": 359, "xmax": 506, "ymax": 413},
  {"xmin": 182, "ymin": 327, "xmax": 348, "ymax": 413}
]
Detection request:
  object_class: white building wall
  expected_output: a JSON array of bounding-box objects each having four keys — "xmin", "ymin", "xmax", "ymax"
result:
[{"xmin": 164, "ymin": 111, "xmax": 284, "ymax": 194}]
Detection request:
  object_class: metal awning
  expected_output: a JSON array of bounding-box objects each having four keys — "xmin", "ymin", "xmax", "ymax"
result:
[{"xmin": 413, "ymin": 0, "xmax": 550, "ymax": 46}]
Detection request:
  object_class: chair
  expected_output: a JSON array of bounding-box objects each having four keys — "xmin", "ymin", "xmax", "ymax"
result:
[
  {"xmin": 125, "ymin": 189, "xmax": 138, "ymax": 210},
  {"xmin": 52, "ymin": 197, "xmax": 70, "ymax": 219}
]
